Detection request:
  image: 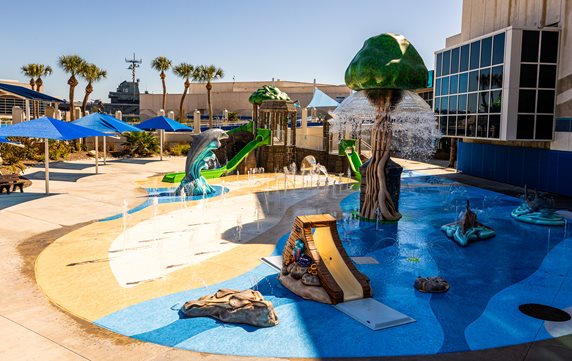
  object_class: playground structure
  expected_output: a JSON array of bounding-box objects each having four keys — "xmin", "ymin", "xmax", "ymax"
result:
[
  {"xmin": 279, "ymin": 214, "xmax": 372, "ymax": 304},
  {"xmin": 163, "ymin": 122, "xmax": 271, "ymax": 183},
  {"xmin": 339, "ymin": 139, "xmax": 363, "ymax": 182}
]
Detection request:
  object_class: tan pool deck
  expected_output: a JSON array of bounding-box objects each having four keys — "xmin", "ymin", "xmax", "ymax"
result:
[{"xmin": 3, "ymin": 156, "xmax": 567, "ymax": 361}]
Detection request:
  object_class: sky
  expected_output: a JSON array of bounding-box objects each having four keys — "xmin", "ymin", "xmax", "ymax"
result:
[{"xmin": 1, "ymin": 0, "xmax": 462, "ymax": 102}]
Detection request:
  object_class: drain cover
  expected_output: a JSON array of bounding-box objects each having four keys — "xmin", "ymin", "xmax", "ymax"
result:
[{"xmin": 519, "ymin": 304, "xmax": 571, "ymax": 322}]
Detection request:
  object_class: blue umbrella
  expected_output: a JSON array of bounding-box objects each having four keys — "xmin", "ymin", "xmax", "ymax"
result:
[
  {"xmin": 0, "ymin": 116, "xmax": 109, "ymax": 194},
  {"xmin": 136, "ymin": 116, "xmax": 193, "ymax": 132},
  {"xmin": 74, "ymin": 113, "xmax": 142, "ymax": 168},
  {"xmin": 136, "ymin": 116, "xmax": 193, "ymax": 160},
  {"xmin": 0, "ymin": 137, "xmax": 24, "ymax": 147}
]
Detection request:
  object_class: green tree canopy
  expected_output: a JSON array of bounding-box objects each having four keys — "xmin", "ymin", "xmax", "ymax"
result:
[
  {"xmin": 248, "ymin": 85, "xmax": 290, "ymax": 105},
  {"xmin": 345, "ymin": 33, "xmax": 427, "ymax": 91}
]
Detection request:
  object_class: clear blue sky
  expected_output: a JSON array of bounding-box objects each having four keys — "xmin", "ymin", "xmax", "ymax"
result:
[{"xmin": 1, "ymin": 0, "xmax": 462, "ymax": 101}]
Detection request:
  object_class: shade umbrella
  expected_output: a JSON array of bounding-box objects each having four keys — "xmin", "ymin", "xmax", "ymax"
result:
[
  {"xmin": 136, "ymin": 116, "xmax": 193, "ymax": 160},
  {"xmin": 0, "ymin": 116, "xmax": 108, "ymax": 194},
  {"xmin": 0, "ymin": 137, "xmax": 24, "ymax": 147},
  {"xmin": 73, "ymin": 113, "xmax": 142, "ymax": 170}
]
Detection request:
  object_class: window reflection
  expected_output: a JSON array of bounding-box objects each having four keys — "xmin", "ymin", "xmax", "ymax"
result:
[
  {"xmin": 470, "ymin": 41, "xmax": 480, "ymax": 70},
  {"xmin": 477, "ymin": 115, "xmax": 488, "ymax": 137},
  {"xmin": 489, "ymin": 115, "xmax": 500, "ymax": 138},
  {"xmin": 492, "ymin": 33, "xmax": 505, "ymax": 65},
  {"xmin": 479, "ymin": 68, "xmax": 491, "ymax": 90},
  {"xmin": 479, "ymin": 91, "xmax": 490, "ymax": 113},
  {"xmin": 460, "ymin": 44, "xmax": 470, "ymax": 72},
  {"xmin": 481, "ymin": 37, "xmax": 492, "ymax": 67},
  {"xmin": 491, "ymin": 66, "xmax": 503, "ymax": 89},
  {"xmin": 457, "ymin": 116, "xmax": 467, "ymax": 136},
  {"xmin": 459, "ymin": 73, "xmax": 468, "ymax": 93},
  {"xmin": 466, "ymin": 115, "xmax": 477, "ymax": 136},
  {"xmin": 490, "ymin": 90, "xmax": 502, "ymax": 113}
]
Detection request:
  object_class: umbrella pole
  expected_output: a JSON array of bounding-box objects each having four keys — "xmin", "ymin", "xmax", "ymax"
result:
[
  {"xmin": 95, "ymin": 136, "xmax": 99, "ymax": 174},
  {"xmin": 44, "ymin": 138, "xmax": 49, "ymax": 195},
  {"xmin": 103, "ymin": 136, "xmax": 107, "ymax": 165},
  {"xmin": 160, "ymin": 129, "xmax": 163, "ymax": 161}
]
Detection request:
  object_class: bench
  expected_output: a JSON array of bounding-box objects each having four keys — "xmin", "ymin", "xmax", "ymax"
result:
[{"xmin": 0, "ymin": 174, "xmax": 24, "ymax": 194}]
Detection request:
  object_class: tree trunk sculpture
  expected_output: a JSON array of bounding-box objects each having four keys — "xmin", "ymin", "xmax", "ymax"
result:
[{"xmin": 360, "ymin": 91, "xmax": 401, "ymax": 221}]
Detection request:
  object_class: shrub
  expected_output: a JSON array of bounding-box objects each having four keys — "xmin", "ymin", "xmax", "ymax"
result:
[
  {"xmin": 228, "ymin": 112, "xmax": 239, "ymax": 122},
  {"xmin": 167, "ymin": 143, "xmax": 190, "ymax": 156},
  {"xmin": 48, "ymin": 140, "xmax": 75, "ymax": 160},
  {"xmin": 122, "ymin": 131, "xmax": 160, "ymax": 156}
]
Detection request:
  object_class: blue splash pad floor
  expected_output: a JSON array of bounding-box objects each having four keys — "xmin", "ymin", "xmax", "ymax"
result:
[{"xmin": 95, "ymin": 176, "xmax": 572, "ymax": 358}]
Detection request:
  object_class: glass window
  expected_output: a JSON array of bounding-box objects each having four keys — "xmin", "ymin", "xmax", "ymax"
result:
[
  {"xmin": 517, "ymin": 114, "xmax": 535, "ymax": 139},
  {"xmin": 435, "ymin": 78, "xmax": 441, "ymax": 96},
  {"xmin": 468, "ymin": 93, "xmax": 478, "ymax": 113},
  {"xmin": 520, "ymin": 64, "xmax": 537, "ymax": 88},
  {"xmin": 435, "ymin": 97, "xmax": 441, "ymax": 113},
  {"xmin": 488, "ymin": 115, "xmax": 500, "ymax": 138},
  {"xmin": 458, "ymin": 94, "xmax": 467, "ymax": 113},
  {"xmin": 518, "ymin": 90, "xmax": 536, "ymax": 113},
  {"xmin": 468, "ymin": 70, "xmax": 479, "ymax": 92},
  {"xmin": 521, "ymin": 30, "xmax": 539, "ymax": 62},
  {"xmin": 460, "ymin": 44, "xmax": 470, "ymax": 72},
  {"xmin": 477, "ymin": 115, "xmax": 488, "ymax": 137},
  {"xmin": 492, "ymin": 32, "xmax": 505, "ymax": 65},
  {"xmin": 535, "ymin": 115, "xmax": 553, "ymax": 139},
  {"xmin": 479, "ymin": 91, "xmax": 490, "ymax": 113},
  {"xmin": 481, "ymin": 37, "xmax": 492, "ymax": 67},
  {"xmin": 451, "ymin": 47, "xmax": 460, "ymax": 74},
  {"xmin": 450, "ymin": 74, "xmax": 459, "ymax": 94},
  {"xmin": 439, "ymin": 116, "xmax": 447, "ymax": 134},
  {"xmin": 479, "ymin": 68, "xmax": 491, "ymax": 90},
  {"xmin": 470, "ymin": 41, "xmax": 480, "ymax": 70},
  {"xmin": 490, "ymin": 90, "xmax": 502, "ymax": 113},
  {"xmin": 538, "ymin": 65, "xmax": 557, "ymax": 88},
  {"xmin": 450, "ymin": 95, "xmax": 458, "ymax": 114},
  {"xmin": 537, "ymin": 90, "xmax": 555, "ymax": 113},
  {"xmin": 442, "ymin": 50, "xmax": 451, "ymax": 76},
  {"xmin": 458, "ymin": 73, "xmax": 468, "ymax": 93},
  {"xmin": 436, "ymin": 52, "xmax": 443, "ymax": 77},
  {"xmin": 540, "ymin": 31, "xmax": 558, "ymax": 63},
  {"xmin": 457, "ymin": 116, "xmax": 466, "ymax": 136},
  {"xmin": 491, "ymin": 66, "xmax": 503, "ymax": 89},
  {"xmin": 448, "ymin": 116, "xmax": 457, "ymax": 135},
  {"xmin": 441, "ymin": 96, "xmax": 449, "ymax": 114},
  {"xmin": 467, "ymin": 115, "xmax": 477, "ymax": 136},
  {"xmin": 441, "ymin": 76, "xmax": 450, "ymax": 95}
]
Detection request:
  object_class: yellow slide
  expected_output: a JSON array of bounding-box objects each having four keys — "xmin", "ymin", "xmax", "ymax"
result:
[{"xmin": 313, "ymin": 227, "xmax": 364, "ymax": 302}]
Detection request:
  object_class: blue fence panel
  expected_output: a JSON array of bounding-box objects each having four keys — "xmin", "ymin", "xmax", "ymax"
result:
[{"xmin": 458, "ymin": 142, "xmax": 572, "ymax": 197}]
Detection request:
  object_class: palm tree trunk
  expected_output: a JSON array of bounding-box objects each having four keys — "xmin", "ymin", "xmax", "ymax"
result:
[
  {"xmin": 161, "ymin": 72, "xmax": 167, "ymax": 112},
  {"xmin": 179, "ymin": 86, "xmax": 188, "ymax": 122},
  {"xmin": 35, "ymin": 78, "xmax": 43, "ymax": 118},
  {"xmin": 207, "ymin": 82, "xmax": 213, "ymax": 128},
  {"xmin": 68, "ymin": 76, "xmax": 77, "ymax": 121},
  {"xmin": 81, "ymin": 82, "xmax": 93, "ymax": 116}
]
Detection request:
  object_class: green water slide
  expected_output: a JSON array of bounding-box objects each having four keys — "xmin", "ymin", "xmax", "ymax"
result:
[
  {"xmin": 339, "ymin": 139, "xmax": 363, "ymax": 182},
  {"xmin": 162, "ymin": 126, "xmax": 271, "ymax": 183}
]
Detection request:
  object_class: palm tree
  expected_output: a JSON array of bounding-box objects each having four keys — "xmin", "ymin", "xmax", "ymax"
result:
[
  {"xmin": 20, "ymin": 64, "xmax": 37, "ymax": 91},
  {"xmin": 58, "ymin": 55, "xmax": 86, "ymax": 121},
  {"xmin": 79, "ymin": 63, "xmax": 107, "ymax": 115},
  {"xmin": 172, "ymin": 63, "xmax": 195, "ymax": 122},
  {"xmin": 195, "ymin": 65, "xmax": 224, "ymax": 128},
  {"xmin": 34, "ymin": 64, "xmax": 53, "ymax": 118},
  {"xmin": 34, "ymin": 64, "xmax": 53, "ymax": 93},
  {"xmin": 151, "ymin": 56, "xmax": 172, "ymax": 113}
]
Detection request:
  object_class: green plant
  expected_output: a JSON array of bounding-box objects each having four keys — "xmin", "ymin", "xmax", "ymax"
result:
[
  {"xmin": 228, "ymin": 112, "xmax": 239, "ymax": 122},
  {"xmin": 48, "ymin": 140, "xmax": 75, "ymax": 160},
  {"xmin": 167, "ymin": 143, "xmax": 190, "ymax": 156},
  {"xmin": 122, "ymin": 131, "xmax": 160, "ymax": 156}
]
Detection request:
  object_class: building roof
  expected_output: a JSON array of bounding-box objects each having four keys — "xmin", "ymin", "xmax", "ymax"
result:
[{"xmin": 0, "ymin": 82, "xmax": 62, "ymax": 102}]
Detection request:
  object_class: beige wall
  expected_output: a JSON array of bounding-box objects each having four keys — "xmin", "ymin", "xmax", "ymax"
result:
[{"xmin": 140, "ymin": 80, "xmax": 351, "ymax": 120}]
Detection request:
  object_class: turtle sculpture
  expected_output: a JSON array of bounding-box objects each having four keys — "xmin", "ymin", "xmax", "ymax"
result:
[
  {"xmin": 511, "ymin": 185, "xmax": 565, "ymax": 226},
  {"xmin": 441, "ymin": 200, "xmax": 496, "ymax": 246}
]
